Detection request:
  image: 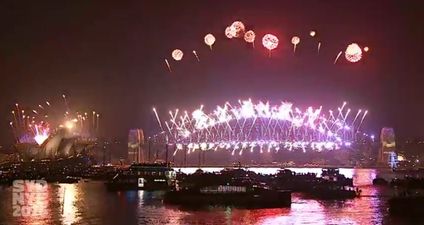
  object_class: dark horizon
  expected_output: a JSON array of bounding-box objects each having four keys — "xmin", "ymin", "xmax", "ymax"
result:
[{"xmin": 0, "ymin": 0, "xmax": 423, "ymax": 146}]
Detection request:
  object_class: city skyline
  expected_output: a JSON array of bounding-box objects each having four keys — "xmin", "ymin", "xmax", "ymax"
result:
[{"xmin": 0, "ymin": 1, "xmax": 423, "ymax": 147}]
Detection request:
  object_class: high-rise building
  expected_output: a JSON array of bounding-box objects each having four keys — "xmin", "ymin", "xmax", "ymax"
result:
[
  {"xmin": 128, "ymin": 129, "xmax": 144, "ymax": 163},
  {"xmin": 378, "ymin": 127, "xmax": 397, "ymax": 168}
]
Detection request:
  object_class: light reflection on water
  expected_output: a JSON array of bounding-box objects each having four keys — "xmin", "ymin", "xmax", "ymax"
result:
[
  {"xmin": 60, "ymin": 184, "xmax": 79, "ymax": 225},
  {"xmin": 0, "ymin": 168, "xmax": 413, "ymax": 225}
]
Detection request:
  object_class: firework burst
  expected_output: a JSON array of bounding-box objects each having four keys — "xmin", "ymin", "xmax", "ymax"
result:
[
  {"xmin": 10, "ymin": 95, "xmax": 100, "ymax": 145},
  {"xmin": 154, "ymin": 99, "xmax": 369, "ymax": 155}
]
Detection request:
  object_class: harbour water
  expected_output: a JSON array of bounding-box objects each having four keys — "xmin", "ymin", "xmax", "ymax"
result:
[{"xmin": 0, "ymin": 168, "xmax": 415, "ymax": 225}]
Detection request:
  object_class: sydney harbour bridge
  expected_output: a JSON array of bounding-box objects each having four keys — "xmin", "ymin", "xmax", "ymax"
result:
[{"xmin": 130, "ymin": 99, "xmax": 378, "ymax": 167}]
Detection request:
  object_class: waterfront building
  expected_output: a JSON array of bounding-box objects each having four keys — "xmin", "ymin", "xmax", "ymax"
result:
[
  {"xmin": 378, "ymin": 127, "xmax": 397, "ymax": 168},
  {"xmin": 128, "ymin": 129, "xmax": 144, "ymax": 163}
]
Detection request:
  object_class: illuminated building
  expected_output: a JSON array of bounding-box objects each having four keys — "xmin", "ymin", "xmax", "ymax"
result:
[
  {"xmin": 378, "ymin": 127, "xmax": 397, "ymax": 168},
  {"xmin": 13, "ymin": 127, "xmax": 96, "ymax": 161},
  {"xmin": 128, "ymin": 129, "xmax": 144, "ymax": 163}
]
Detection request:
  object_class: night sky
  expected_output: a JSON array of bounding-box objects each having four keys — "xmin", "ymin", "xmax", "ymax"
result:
[{"xmin": 0, "ymin": 1, "xmax": 423, "ymax": 146}]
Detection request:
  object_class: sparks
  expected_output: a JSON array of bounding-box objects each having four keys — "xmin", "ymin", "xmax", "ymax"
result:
[{"xmin": 154, "ymin": 99, "xmax": 370, "ymax": 154}]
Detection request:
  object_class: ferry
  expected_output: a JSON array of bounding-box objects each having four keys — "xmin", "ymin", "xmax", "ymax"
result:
[
  {"xmin": 321, "ymin": 168, "xmax": 353, "ymax": 186},
  {"xmin": 164, "ymin": 184, "xmax": 291, "ymax": 208},
  {"xmin": 372, "ymin": 177, "xmax": 389, "ymax": 186},
  {"xmin": 307, "ymin": 184, "xmax": 360, "ymax": 200},
  {"xmin": 105, "ymin": 162, "xmax": 176, "ymax": 191}
]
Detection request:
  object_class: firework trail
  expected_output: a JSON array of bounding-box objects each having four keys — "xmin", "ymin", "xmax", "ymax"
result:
[
  {"xmin": 164, "ymin": 59, "xmax": 172, "ymax": 72},
  {"xmin": 317, "ymin": 42, "xmax": 321, "ymax": 54},
  {"xmin": 153, "ymin": 108, "xmax": 164, "ymax": 132},
  {"xmin": 334, "ymin": 51, "xmax": 343, "ymax": 64},
  {"xmin": 10, "ymin": 95, "xmax": 99, "ymax": 145},
  {"xmin": 192, "ymin": 50, "xmax": 200, "ymax": 62}
]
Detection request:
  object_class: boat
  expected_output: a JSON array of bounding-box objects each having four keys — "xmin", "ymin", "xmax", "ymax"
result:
[
  {"xmin": 168, "ymin": 164, "xmax": 290, "ymax": 208},
  {"xmin": 276, "ymin": 168, "xmax": 295, "ymax": 178},
  {"xmin": 57, "ymin": 176, "xmax": 81, "ymax": 184},
  {"xmin": 307, "ymin": 184, "xmax": 360, "ymax": 200},
  {"xmin": 372, "ymin": 177, "xmax": 388, "ymax": 186},
  {"xmin": 45, "ymin": 176, "xmax": 80, "ymax": 184},
  {"xmin": 164, "ymin": 184, "xmax": 291, "ymax": 208},
  {"xmin": 83, "ymin": 165, "xmax": 117, "ymax": 180},
  {"xmin": 321, "ymin": 168, "xmax": 353, "ymax": 186},
  {"xmin": 272, "ymin": 169, "xmax": 318, "ymax": 192},
  {"xmin": 105, "ymin": 162, "xmax": 176, "ymax": 191}
]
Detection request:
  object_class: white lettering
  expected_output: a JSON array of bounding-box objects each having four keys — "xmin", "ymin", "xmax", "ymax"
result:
[
  {"xmin": 12, "ymin": 193, "xmax": 24, "ymax": 205},
  {"xmin": 21, "ymin": 206, "xmax": 31, "ymax": 217},
  {"xmin": 12, "ymin": 205, "xmax": 21, "ymax": 217},
  {"xmin": 13, "ymin": 180, "xmax": 24, "ymax": 192}
]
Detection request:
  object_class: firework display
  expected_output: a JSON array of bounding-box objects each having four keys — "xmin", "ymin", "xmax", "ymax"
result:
[
  {"xmin": 204, "ymin": 34, "xmax": 216, "ymax": 49},
  {"xmin": 154, "ymin": 99, "xmax": 368, "ymax": 155},
  {"xmin": 345, "ymin": 43, "xmax": 363, "ymax": 63},
  {"xmin": 9, "ymin": 95, "xmax": 100, "ymax": 146},
  {"xmin": 229, "ymin": 21, "xmax": 246, "ymax": 38},
  {"xmin": 153, "ymin": 20, "xmax": 372, "ymax": 155},
  {"xmin": 225, "ymin": 26, "xmax": 234, "ymax": 39},
  {"xmin": 262, "ymin": 34, "xmax": 279, "ymax": 56},
  {"xmin": 363, "ymin": 46, "xmax": 369, "ymax": 52},
  {"xmin": 291, "ymin": 36, "xmax": 300, "ymax": 53},
  {"xmin": 244, "ymin": 30, "xmax": 256, "ymax": 46},
  {"xmin": 171, "ymin": 49, "xmax": 184, "ymax": 61},
  {"xmin": 162, "ymin": 20, "xmax": 370, "ymax": 71}
]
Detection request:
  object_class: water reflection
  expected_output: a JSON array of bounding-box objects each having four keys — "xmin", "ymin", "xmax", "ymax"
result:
[
  {"xmin": 136, "ymin": 190, "xmax": 188, "ymax": 225},
  {"xmin": 0, "ymin": 169, "xmax": 402, "ymax": 225},
  {"xmin": 352, "ymin": 168, "xmax": 376, "ymax": 186},
  {"xmin": 165, "ymin": 168, "xmax": 388, "ymax": 225},
  {"xmin": 59, "ymin": 183, "xmax": 79, "ymax": 225},
  {"xmin": 19, "ymin": 181, "xmax": 50, "ymax": 225}
]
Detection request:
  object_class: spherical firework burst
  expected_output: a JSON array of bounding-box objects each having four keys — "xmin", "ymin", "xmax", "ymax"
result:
[
  {"xmin": 262, "ymin": 34, "xmax": 279, "ymax": 53},
  {"xmin": 171, "ymin": 49, "xmax": 184, "ymax": 61},
  {"xmin": 291, "ymin": 36, "xmax": 300, "ymax": 45},
  {"xmin": 204, "ymin": 34, "xmax": 216, "ymax": 49},
  {"xmin": 244, "ymin": 30, "xmax": 255, "ymax": 43},
  {"xmin": 230, "ymin": 21, "xmax": 245, "ymax": 38},
  {"xmin": 309, "ymin": 30, "xmax": 316, "ymax": 37},
  {"xmin": 345, "ymin": 43, "xmax": 363, "ymax": 63},
  {"xmin": 225, "ymin": 26, "xmax": 235, "ymax": 39},
  {"xmin": 291, "ymin": 36, "xmax": 300, "ymax": 52}
]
